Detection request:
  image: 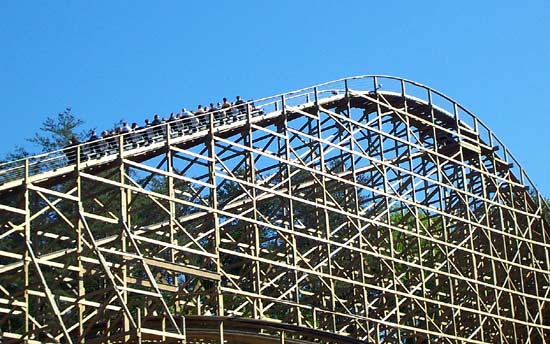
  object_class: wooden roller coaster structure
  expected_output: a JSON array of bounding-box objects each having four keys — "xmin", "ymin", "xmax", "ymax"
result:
[{"xmin": 0, "ymin": 75, "xmax": 548, "ymax": 343}]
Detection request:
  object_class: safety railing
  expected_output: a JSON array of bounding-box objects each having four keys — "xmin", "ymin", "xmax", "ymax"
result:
[{"xmin": 0, "ymin": 105, "xmax": 262, "ymax": 185}]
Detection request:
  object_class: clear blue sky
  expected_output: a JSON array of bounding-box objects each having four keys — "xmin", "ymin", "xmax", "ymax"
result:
[{"xmin": 1, "ymin": 1, "xmax": 550, "ymax": 195}]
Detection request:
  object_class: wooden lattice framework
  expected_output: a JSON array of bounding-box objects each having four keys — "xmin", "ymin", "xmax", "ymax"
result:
[{"xmin": 0, "ymin": 76, "xmax": 549, "ymax": 343}]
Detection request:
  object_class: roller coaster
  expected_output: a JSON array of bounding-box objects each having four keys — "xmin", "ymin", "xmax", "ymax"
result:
[{"xmin": 0, "ymin": 75, "xmax": 548, "ymax": 343}]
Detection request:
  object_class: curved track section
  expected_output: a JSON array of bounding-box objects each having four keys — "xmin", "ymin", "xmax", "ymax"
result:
[{"xmin": 0, "ymin": 76, "xmax": 549, "ymax": 343}]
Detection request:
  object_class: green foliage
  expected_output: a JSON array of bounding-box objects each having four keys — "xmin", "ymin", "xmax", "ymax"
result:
[
  {"xmin": 4, "ymin": 146, "xmax": 31, "ymax": 162},
  {"xmin": 4, "ymin": 107, "xmax": 90, "ymax": 162},
  {"xmin": 29, "ymin": 107, "xmax": 91, "ymax": 152}
]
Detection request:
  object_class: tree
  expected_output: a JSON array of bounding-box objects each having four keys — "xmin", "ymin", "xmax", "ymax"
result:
[
  {"xmin": 28, "ymin": 107, "xmax": 89, "ymax": 152},
  {"xmin": 3, "ymin": 146, "xmax": 31, "ymax": 162},
  {"xmin": 3, "ymin": 107, "xmax": 90, "ymax": 161}
]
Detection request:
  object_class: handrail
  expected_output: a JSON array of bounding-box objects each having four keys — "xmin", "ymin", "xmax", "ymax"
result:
[{"xmin": 0, "ymin": 75, "xmax": 545, "ymax": 209}]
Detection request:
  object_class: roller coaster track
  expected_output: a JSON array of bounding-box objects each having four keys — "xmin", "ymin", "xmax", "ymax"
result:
[{"xmin": 0, "ymin": 75, "xmax": 549, "ymax": 343}]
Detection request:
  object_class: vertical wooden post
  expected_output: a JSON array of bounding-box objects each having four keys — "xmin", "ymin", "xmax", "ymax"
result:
[
  {"xmin": 208, "ymin": 109, "xmax": 224, "ymax": 344},
  {"xmin": 23, "ymin": 158, "xmax": 30, "ymax": 342}
]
